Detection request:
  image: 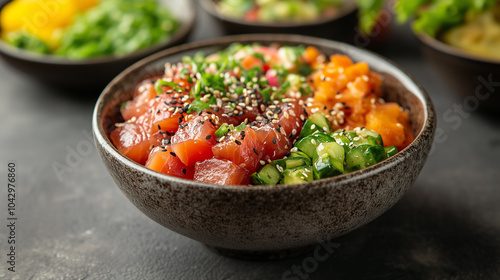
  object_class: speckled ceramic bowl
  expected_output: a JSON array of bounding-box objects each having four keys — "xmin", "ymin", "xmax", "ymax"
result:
[{"xmin": 93, "ymin": 34, "xmax": 436, "ymax": 260}]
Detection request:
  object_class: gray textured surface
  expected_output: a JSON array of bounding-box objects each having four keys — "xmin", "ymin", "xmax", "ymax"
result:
[{"xmin": 1, "ymin": 4, "xmax": 500, "ymax": 280}]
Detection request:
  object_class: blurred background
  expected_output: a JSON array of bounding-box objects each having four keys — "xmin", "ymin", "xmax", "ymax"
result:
[{"xmin": 1, "ymin": 0, "xmax": 499, "ymax": 279}]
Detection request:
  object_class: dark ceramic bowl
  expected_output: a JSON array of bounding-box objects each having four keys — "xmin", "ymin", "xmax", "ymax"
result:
[
  {"xmin": 0, "ymin": 0, "xmax": 195, "ymax": 90},
  {"xmin": 200, "ymin": 0, "xmax": 357, "ymax": 40},
  {"xmin": 416, "ymin": 32, "xmax": 500, "ymax": 113},
  {"xmin": 93, "ymin": 34, "xmax": 436, "ymax": 259}
]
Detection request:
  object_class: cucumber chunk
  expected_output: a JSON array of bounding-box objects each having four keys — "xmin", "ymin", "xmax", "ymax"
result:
[
  {"xmin": 345, "ymin": 131, "xmax": 378, "ymax": 147},
  {"xmin": 251, "ymin": 164, "xmax": 281, "ymax": 185},
  {"xmin": 281, "ymin": 167, "xmax": 313, "ymax": 185},
  {"xmin": 294, "ymin": 133, "xmax": 335, "ymax": 158},
  {"xmin": 345, "ymin": 144, "xmax": 368, "ymax": 172},
  {"xmin": 274, "ymin": 157, "xmax": 309, "ymax": 170},
  {"xmin": 330, "ymin": 131, "xmax": 351, "ymax": 154},
  {"xmin": 384, "ymin": 146, "xmax": 398, "ymax": 157},
  {"xmin": 345, "ymin": 144, "xmax": 387, "ymax": 172},
  {"xmin": 308, "ymin": 113, "xmax": 331, "ymax": 134},
  {"xmin": 298, "ymin": 119, "xmax": 322, "ymax": 138},
  {"xmin": 358, "ymin": 128, "xmax": 383, "ymax": 146},
  {"xmin": 312, "ymin": 142, "xmax": 345, "ymax": 179},
  {"xmin": 298, "ymin": 113, "xmax": 331, "ymax": 138},
  {"xmin": 364, "ymin": 145, "xmax": 387, "ymax": 166},
  {"xmin": 289, "ymin": 151, "xmax": 312, "ymax": 166}
]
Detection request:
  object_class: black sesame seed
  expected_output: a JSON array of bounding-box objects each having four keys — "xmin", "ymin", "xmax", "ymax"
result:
[
  {"xmin": 235, "ymin": 140, "xmax": 242, "ymax": 145},
  {"xmin": 253, "ymin": 148, "xmax": 259, "ymax": 155},
  {"xmin": 170, "ymin": 152, "xmax": 177, "ymax": 157},
  {"xmin": 206, "ymin": 135, "xmax": 212, "ymax": 140},
  {"xmin": 157, "ymin": 124, "xmax": 161, "ymax": 130},
  {"xmin": 182, "ymin": 168, "xmax": 187, "ymax": 175},
  {"xmin": 272, "ymin": 138, "xmax": 277, "ymax": 144}
]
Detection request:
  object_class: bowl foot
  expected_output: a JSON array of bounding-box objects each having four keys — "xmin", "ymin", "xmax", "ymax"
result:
[{"xmin": 204, "ymin": 244, "xmax": 316, "ymax": 261}]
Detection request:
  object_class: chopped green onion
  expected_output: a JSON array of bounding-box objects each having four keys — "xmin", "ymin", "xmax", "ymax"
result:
[{"xmin": 215, "ymin": 123, "xmax": 229, "ymax": 138}]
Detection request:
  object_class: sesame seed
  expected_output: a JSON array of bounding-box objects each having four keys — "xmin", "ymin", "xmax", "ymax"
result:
[
  {"xmin": 280, "ymin": 127, "xmax": 286, "ymax": 136},
  {"xmin": 311, "ymin": 139, "xmax": 317, "ymax": 145},
  {"xmin": 290, "ymin": 147, "xmax": 298, "ymax": 153},
  {"xmin": 276, "ymin": 165, "xmax": 284, "ymax": 173},
  {"xmin": 260, "ymin": 160, "xmax": 266, "ymax": 165}
]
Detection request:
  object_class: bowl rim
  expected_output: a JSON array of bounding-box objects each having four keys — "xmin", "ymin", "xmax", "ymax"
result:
[
  {"xmin": 199, "ymin": 0, "xmax": 357, "ymax": 28},
  {"xmin": 93, "ymin": 34, "xmax": 435, "ymax": 192},
  {"xmin": 0, "ymin": 0, "xmax": 196, "ymax": 66},
  {"xmin": 415, "ymin": 30, "xmax": 500, "ymax": 65}
]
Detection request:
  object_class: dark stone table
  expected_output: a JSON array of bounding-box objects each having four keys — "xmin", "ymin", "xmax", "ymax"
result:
[{"xmin": 1, "ymin": 4, "xmax": 500, "ymax": 280}]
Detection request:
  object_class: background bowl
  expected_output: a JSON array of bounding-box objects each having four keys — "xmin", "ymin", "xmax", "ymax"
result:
[
  {"xmin": 93, "ymin": 34, "xmax": 436, "ymax": 259},
  {"xmin": 416, "ymin": 32, "xmax": 500, "ymax": 113},
  {"xmin": 200, "ymin": 0, "xmax": 357, "ymax": 40},
  {"xmin": 0, "ymin": 0, "xmax": 195, "ymax": 90}
]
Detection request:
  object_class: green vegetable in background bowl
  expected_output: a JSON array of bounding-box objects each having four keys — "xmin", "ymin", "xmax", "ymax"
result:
[
  {"xmin": 56, "ymin": 0, "xmax": 179, "ymax": 59},
  {"xmin": 1, "ymin": 0, "xmax": 179, "ymax": 60},
  {"xmin": 357, "ymin": 0, "xmax": 500, "ymax": 59},
  {"xmin": 217, "ymin": 0, "xmax": 344, "ymax": 23}
]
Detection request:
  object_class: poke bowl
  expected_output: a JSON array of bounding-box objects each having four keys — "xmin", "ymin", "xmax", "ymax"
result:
[
  {"xmin": 200, "ymin": 0, "xmax": 358, "ymax": 40},
  {"xmin": 0, "ymin": 0, "xmax": 195, "ymax": 89},
  {"xmin": 92, "ymin": 34, "xmax": 436, "ymax": 259}
]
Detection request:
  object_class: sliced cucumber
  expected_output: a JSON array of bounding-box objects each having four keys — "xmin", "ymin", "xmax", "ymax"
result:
[
  {"xmin": 330, "ymin": 130, "xmax": 351, "ymax": 154},
  {"xmin": 298, "ymin": 119, "xmax": 323, "ymax": 138},
  {"xmin": 274, "ymin": 157, "xmax": 309, "ymax": 170},
  {"xmin": 281, "ymin": 167, "xmax": 313, "ymax": 185},
  {"xmin": 298, "ymin": 113, "xmax": 331, "ymax": 138},
  {"xmin": 345, "ymin": 144, "xmax": 367, "ymax": 172},
  {"xmin": 364, "ymin": 145, "xmax": 387, "ymax": 166},
  {"xmin": 308, "ymin": 113, "xmax": 331, "ymax": 134},
  {"xmin": 294, "ymin": 133, "xmax": 335, "ymax": 158},
  {"xmin": 384, "ymin": 146, "xmax": 398, "ymax": 158},
  {"xmin": 251, "ymin": 164, "xmax": 281, "ymax": 185},
  {"xmin": 289, "ymin": 151, "xmax": 312, "ymax": 166},
  {"xmin": 345, "ymin": 144, "xmax": 387, "ymax": 172},
  {"xmin": 358, "ymin": 128, "xmax": 383, "ymax": 146},
  {"xmin": 312, "ymin": 142, "xmax": 345, "ymax": 179}
]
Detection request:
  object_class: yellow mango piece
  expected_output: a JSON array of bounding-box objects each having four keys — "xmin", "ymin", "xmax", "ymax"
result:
[{"xmin": 1, "ymin": 0, "xmax": 99, "ymax": 48}]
